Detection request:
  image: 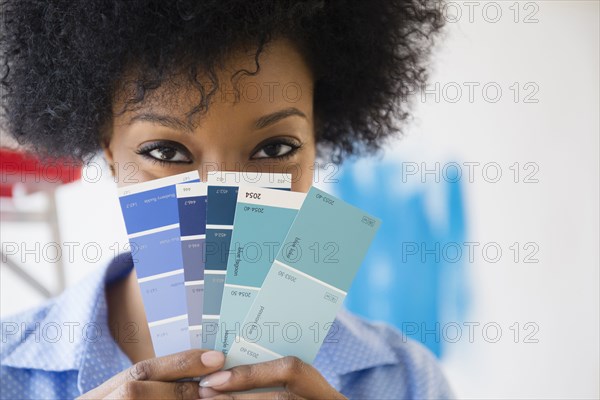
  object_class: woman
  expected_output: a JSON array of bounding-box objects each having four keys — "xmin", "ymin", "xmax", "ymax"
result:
[{"xmin": 1, "ymin": 1, "xmax": 453, "ymax": 398}]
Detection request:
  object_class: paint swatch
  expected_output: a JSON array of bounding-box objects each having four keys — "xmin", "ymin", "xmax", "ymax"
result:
[
  {"xmin": 117, "ymin": 171, "xmax": 200, "ymax": 357},
  {"xmin": 176, "ymin": 182, "xmax": 207, "ymax": 348},
  {"xmin": 224, "ymin": 186, "xmax": 381, "ymax": 368},
  {"xmin": 202, "ymin": 171, "xmax": 291, "ymax": 349},
  {"xmin": 216, "ymin": 186, "xmax": 306, "ymax": 354}
]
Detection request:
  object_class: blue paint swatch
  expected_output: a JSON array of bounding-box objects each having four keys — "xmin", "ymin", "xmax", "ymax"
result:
[
  {"xmin": 176, "ymin": 182, "xmax": 207, "ymax": 349},
  {"xmin": 118, "ymin": 170, "xmax": 199, "ymax": 357}
]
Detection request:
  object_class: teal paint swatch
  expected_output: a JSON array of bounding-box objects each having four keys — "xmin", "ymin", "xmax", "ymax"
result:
[
  {"xmin": 203, "ymin": 171, "xmax": 291, "ymax": 349},
  {"xmin": 225, "ymin": 186, "xmax": 381, "ymax": 368},
  {"xmin": 216, "ymin": 186, "xmax": 305, "ymax": 354}
]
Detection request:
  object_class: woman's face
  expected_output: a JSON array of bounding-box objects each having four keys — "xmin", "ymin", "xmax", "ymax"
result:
[{"xmin": 103, "ymin": 38, "xmax": 316, "ymax": 192}]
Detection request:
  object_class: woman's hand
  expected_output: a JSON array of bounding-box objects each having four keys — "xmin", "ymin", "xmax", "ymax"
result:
[
  {"xmin": 77, "ymin": 349, "xmax": 225, "ymax": 399},
  {"xmin": 198, "ymin": 356, "xmax": 347, "ymax": 400}
]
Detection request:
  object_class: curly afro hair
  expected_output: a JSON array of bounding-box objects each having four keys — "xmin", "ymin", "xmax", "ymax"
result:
[{"xmin": 1, "ymin": 0, "xmax": 444, "ymax": 163}]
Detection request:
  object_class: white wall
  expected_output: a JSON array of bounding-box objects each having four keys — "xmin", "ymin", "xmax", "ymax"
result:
[
  {"xmin": 1, "ymin": 1, "xmax": 598, "ymax": 398},
  {"xmin": 399, "ymin": 1, "xmax": 599, "ymax": 398}
]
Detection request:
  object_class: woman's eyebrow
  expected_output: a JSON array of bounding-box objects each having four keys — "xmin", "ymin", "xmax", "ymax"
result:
[
  {"xmin": 127, "ymin": 113, "xmax": 196, "ymax": 133},
  {"xmin": 254, "ymin": 107, "xmax": 307, "ymax": 129},
  {"xmin": 126, "ymin": 107, "xmax": 306, "ymax": 132}
]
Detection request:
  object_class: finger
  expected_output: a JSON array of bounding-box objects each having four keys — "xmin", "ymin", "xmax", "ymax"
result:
[
  {"xmin": 204, "ymin": 391, "xmax": 305, "ymax": 400},
  {"xmin": 79, "ymin": 349, "xmax": 224, "ymax": 399},
  {"xmin": 104, "ymin": 381, "xmax": 200, "ymax": 400},
  {"xmin": 199, "ymin": 356, "xmax": 345, "ymax": 399}
]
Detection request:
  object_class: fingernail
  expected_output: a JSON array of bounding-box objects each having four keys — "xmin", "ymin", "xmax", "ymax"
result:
[
  {"xmin": 199, "ymin": 370, "xmax": 231, "ymax": 387},
  {"xmin": 200, "ymin": 351, "xmax": 225, "ymax": 368},
  {"xmin": 198, "ymin": 386, "xmax": 220, "ymax": 398}
]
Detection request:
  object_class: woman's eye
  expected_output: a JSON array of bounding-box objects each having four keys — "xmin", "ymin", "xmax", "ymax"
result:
[
  {"xmin": 252, "ymin": 143, "xmax": 296, "ymax": 159},
  {"xmin": 147, "ymin": 146, "xmax": 189, "ymax": 162},
  {"xmin": 136, "ymin": 142, "xmax": 192, "ymax": 164}
]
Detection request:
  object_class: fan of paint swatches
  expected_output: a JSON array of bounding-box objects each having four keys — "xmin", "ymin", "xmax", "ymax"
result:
[
  {"xmin": 202, "ymin": 171, "xmax": 291, "ymax": 349},
  {"xmin": 224, "ymin": 186, "xmax": 381, "ymax": 368},
  {"xmin": 175, "ymin": 182, "xmax": 207, "ymax": 348},
  {"xmin": 215, "ymin": 186, "xmax": 306, "ymax": 354},
  {"xmin": 117, "ymin": 171, "xmax": 200, "ymax": 357}
]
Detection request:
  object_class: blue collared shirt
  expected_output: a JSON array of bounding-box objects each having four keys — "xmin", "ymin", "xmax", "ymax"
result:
[{"xmin": 1, "ymin": 254, "xmax": 454, "ymax": 399}]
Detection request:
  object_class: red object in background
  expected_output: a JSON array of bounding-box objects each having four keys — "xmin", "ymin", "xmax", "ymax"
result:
[{"xmin": 0, "ymin": 148, "xmax": 82, "ymax": 196}]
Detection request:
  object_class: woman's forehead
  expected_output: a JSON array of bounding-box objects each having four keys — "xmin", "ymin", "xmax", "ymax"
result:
[
  {"xmin": 111, "ymin": 41, "xmax": 314, "ymax": 132},
  {"xmin": 113, "ymin": 38, "xmax": 314, "ymax": 106}
]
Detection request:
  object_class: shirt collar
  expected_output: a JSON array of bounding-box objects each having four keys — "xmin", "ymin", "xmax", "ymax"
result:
[
  {"xmin": 313, "ymin": 308, "xmax": 399, "ymax": 388},
  {"xmin": 2, "ymin": 252, "xmax": 134, "ymax": 393}
]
